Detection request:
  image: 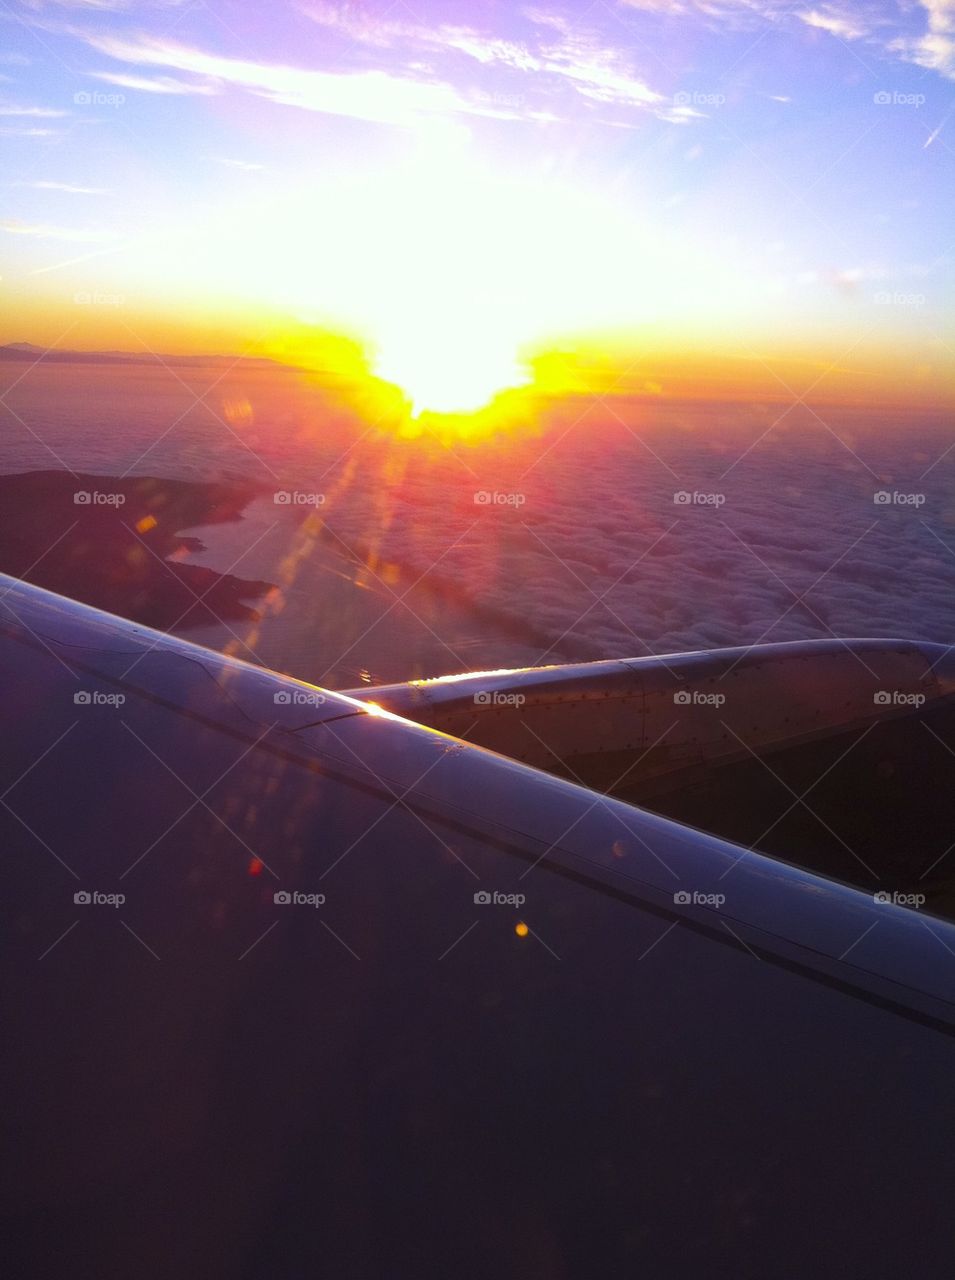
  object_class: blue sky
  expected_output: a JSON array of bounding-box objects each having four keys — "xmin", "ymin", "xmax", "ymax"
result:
[{"xmin": 0, "ymin": 1, "xmax": 952, "ymax": 405}]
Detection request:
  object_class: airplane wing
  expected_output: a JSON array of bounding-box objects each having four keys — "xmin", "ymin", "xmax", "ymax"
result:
[{"xmin": 3, "ymin": 571, "xmax": 955, "ymax": 1278}]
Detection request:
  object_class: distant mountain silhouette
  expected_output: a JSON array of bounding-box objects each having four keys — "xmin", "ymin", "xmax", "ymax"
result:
[
  {"xmin": 0, "ymin": 470, "xmax": 274, "ymax": 629},
  {"xmin": 0, "ymin": 343, "xmax": 295, "ymax": 370}
]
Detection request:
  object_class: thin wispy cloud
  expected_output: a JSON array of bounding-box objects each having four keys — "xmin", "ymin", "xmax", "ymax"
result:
[
  {"xmin": 891, "ymin": 0, "xmax": 955, "ymax": 79},
  {"xmin": 210, "ymin": 156, "xmax": 265, "ymax": 171},
  {"xmin": 74, "ymin": 32, "xmax": 503, "ymax": 127},
  {"xmin": 18, "ymin": 0, "xmax": 191, "ymax": 10},
  {"xmin": 617, "ymin": 0, "xmax": 954, "ymax": 81},
  {"xmin": 9, "ymin": 179, "xmax": 109, "ymax": 192},
  {"xmin": 797, "ymin": 9, "xmax": 870, "ymax": 41},
  {"xmin": 90, "ymin": 70, "xmax": 217, "ymax": 94},
  {"xmin": 0, "ymin": 218, "xmax": 114, "ymax": 241},
  {"xmin": 0, "ymin": 103, "xmax": 69, "ymax": 116},
  {"xmin": 0, "ymin": 125, "xmax": 63, "ymax": 136},
  {"xmin": 27, "ymin": 242, "xmax": 125, "ymax": 273},
  {"xmin": 615, "ymin": 0, "xmax": 786, "ymax": 23},
  {"xmin": 302, "ymin": 4, "xmax": 664, "ymax": 116},
  {"xmin": 923, "ymin": 100, "xmax": 955, "ymax": 145}
]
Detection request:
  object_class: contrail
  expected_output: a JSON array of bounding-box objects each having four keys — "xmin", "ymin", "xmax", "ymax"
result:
[{"xmin": 924, "ymin": 102, "xmax": 955, "ymax": 149}]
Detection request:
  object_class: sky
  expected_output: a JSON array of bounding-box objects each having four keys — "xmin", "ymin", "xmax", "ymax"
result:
[{"xmin": 0, "ymin": 0, "xmax": 952, "ymax": 411}]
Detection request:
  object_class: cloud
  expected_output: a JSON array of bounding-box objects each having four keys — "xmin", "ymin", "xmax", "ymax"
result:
[
  {"xmin": 0, "ymin": 126, "xmax": 63, "ymax": 136},
  {"xmin": 74, "ymin": 32, "xmax": 497, "ymax": 127},
  {"xmin": 0, "ymin": 103, "xmax": 69, "ymax": 116},
  {"xmin": 617, "ymin": 0, "xmax": 955, "ymax": 83},
  {"xmin": 891, "ymin": 0, "xmax": 955, "ymax": 79},
  {"xmin": 19, "ymin": 0, "xmax": 128, "ymax": 8},
  {"xmin": 9, "ymin": 179, "xmax": 108, "ymax": 192},
  {"xmin": 625, "ymin": 0, "xmax": 955, "ymax": 83},
  {"xmin": 615, "ymin": 0, "xmax": 778, "ymax": 21},
  {"xmin": 540, "ymin": 42, "xmax": 661, "ymax": 106},
  {"xmin": 613, "ymin": 1, "xmax": 691, "ymax": 11},
  {"xmin": 18, "ymin": 0, "xmax": 190, "ymax": 10},
  {"xmin": 0, "ymin": 219, "xmax": 114, "ymax": 241},
  {"xmin": 90, "ymin": 70, "xmax": 217, "ymax": 94},
  {"xmin": 797, "ymin": 9, "xmax": 869, "ymax": 40},
  {"xmin": 302, "ymin": 4, "xmax": 663, "ymax": 115},
  {"xmin": 210, "ymin": 156, "xmax": 266, "ymax": 171}
]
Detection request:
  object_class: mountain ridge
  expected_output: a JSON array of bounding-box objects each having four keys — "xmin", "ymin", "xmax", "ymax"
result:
[{"xmin": 0, "ymin": 343, "xmax": 297, "ymax": 370}]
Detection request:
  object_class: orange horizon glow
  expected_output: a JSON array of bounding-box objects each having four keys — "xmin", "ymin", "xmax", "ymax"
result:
[
  {"xmin": 7, "ymin": 121, "xmax": 951, "ymax": 424},
  {"xmin": 2, "ymin": 303, "xmax": 951, "ymax": 430},
  {"xmin": 2, "ymin": 1, "xmax": 951, "ymax": 433}
]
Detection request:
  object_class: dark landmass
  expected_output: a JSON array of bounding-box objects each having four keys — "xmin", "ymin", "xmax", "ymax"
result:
[
  {"xmin": 0, "ymin": 470, "xmax": 275, "ymax": 630},
  {"xmin": 0, "ymin": 343, "xmax": 295, "ymax": 371}
]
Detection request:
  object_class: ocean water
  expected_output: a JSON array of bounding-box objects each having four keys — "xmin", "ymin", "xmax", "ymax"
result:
[{"xmin": 2, "ymin": 359, "xmax": 954, "ymax": 686}]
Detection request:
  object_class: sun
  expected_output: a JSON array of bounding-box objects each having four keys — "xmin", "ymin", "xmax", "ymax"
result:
[
  {"xmin": 373, "ymin": 320, "xmax": 529, "ymax": 415},
  {"xmin": 208, "ymin": 128, "xmax": 697, "ymax": 419}
]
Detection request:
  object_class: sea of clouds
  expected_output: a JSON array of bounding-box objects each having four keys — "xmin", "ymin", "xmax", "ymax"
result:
[{"xmin": 3, "ymin": 363, "xmax": 953, "ymax": 672}]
